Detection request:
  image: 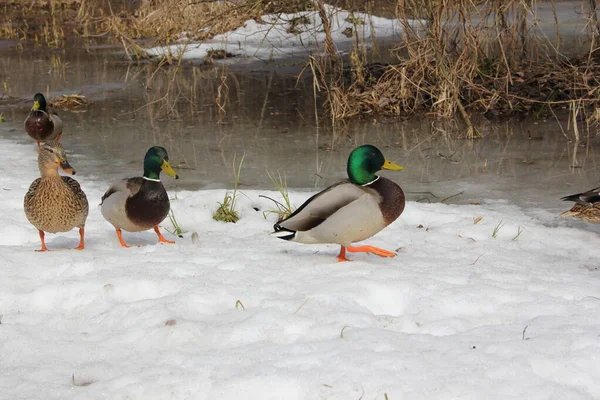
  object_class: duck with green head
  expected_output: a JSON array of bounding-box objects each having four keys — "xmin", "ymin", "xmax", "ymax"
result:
[
  {"xmin": 560, "ymin": 186, "xmax": 600, "ymax": 224},
  {"xmin": 100, "ymin": 146, "xmax": 179, "ymax": 247},
  {"xmin": 273, "ymin": 144, "xmax": 405, "ymax": 262},
  {"xmin": 25, "ymin": 93, "xmax": 63, "ymax": 151}
]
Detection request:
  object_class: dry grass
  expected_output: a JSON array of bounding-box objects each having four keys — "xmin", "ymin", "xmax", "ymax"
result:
[
  {"xmin": 79, "ymin": 0, "xmax": 315, "ymax": 59},
  {"xmin": 5, "ymin": 0, "xmax": 600, "ymax": 129},
  {"xmin": 308, "ymin": 0, "xmax": 600, "ymax": 135},
  {"xmin": 0, "ymin": 0, "xmax": 81, "ymax": 46},
  {"xmin": 50, "ymin": 94, "xmax": 90, "ymax": 110}
]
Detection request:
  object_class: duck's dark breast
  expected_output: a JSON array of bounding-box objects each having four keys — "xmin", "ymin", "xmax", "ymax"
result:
[
  {"xmin": 125, "ymin": 181, "xmax": 171, "ymax": 229},
  {"xmin": 25, "ymin": 111, "xmax": 54, "ymax": 140},
  {"xmin": 371, "ymin": 177, "xmax": 405, "ymax": 225}
]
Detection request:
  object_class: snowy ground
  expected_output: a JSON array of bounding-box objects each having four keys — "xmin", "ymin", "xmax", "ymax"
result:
[
  {"xmin": 144, "ymin": 2, "xmax": 594, "ymax": 64},
  {"xmin": 145, "ymin": 5, "xmax": 419, "ymax": 63},
  {"xmin": 1, "ymin": 138, "xmax": 600, "ymax": 399}
]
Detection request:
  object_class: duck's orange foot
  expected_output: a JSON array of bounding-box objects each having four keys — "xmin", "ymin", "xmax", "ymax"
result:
[
  {"xmin": 75, "ymin": 227, "xmax": 85, "ymax": 250},
  {"xmin": 154, "ymin": 226, "xmax": 175, "ymax": 244},
  {"xmin": 347, "ymin": 245, "xmax": 396, "ymax": 258},
  {"xmin": 116, "ymin": 229, "xmax": 131, "ymax": 248},
  {"xmin": 337, "ymin": 246, "xmax": 351, "ymax": 262},
  {"xmin": 35, "ymin": 230, "xmax": 50, "ymax": 252}
]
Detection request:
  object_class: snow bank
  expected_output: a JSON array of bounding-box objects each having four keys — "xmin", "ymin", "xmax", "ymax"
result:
[
  {"xmin": 1, "ymin": 138, "xmax": 600, "ymax": 399},
  {"xmin": 145, "ymin": 5, "xmax": 420, "ymax": 63}
]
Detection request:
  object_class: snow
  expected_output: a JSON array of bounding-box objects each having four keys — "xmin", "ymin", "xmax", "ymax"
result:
[
  {"xmin": 145, "ymin": 5, "xmax": 421, "ymax": 63},
  {"xmin": 1, "ymin": 137, "xmax": 600, "ymax": 399}
]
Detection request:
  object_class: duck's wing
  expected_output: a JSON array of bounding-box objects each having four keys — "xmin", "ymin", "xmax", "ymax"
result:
[
  {"xmin": 274, "ymin": 181, "xmax": 367, "ymax": 232},
  {"xmin": 49, "ymin": 110, "xmax": 63, "ymax": 136},
  {"xmin": 62, "ymin": 176, "xmax": 88, "ymax": 203},
  {"xmin": 561, "ymin": 187, "xmax": 600, "ymax": 206},
  {"xmin": 24, "ymin": 178, "xmax": 42, "ymax": 204},
  {"xmin": 62, "ymin": 176, "xmax": 89, "ymax": 221},
  {"xmin": 100, "ymin": 177, "xmax": 143, "ymax": 205}
]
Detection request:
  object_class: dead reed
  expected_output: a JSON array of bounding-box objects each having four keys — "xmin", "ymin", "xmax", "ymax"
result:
[
  {"xmin": 316, "ymin": 0, "xmax": 600, "ymax": 135},
  {"xmin": 5, "ymin": 0, "xmax": 600, "ymax": 131}
]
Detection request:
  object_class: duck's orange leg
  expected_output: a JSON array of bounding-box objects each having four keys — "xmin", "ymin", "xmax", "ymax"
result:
[
  {"xmin": 337, "ymin": 246, "xmax": 350, "ymax": 262},
  {"xmin": 55, "ymin": 132, "xmax": 62, "ymax": 142},
  {"xmin": 116, "ymin": 229, "xmax": 130, "ymax": 248},
  {"xmin": 346, "ymin": 245, "xmax": 396, "ymax": 258},
  {"xmin": 36, "ymin": 141, "xmax": 42, "ymax": 152},
  {"xmin": 154, "ymin": 226, "xmax": 175, "ymax": 244},
  {"xmin": 75, "ymin": 227, "xmax": 85, "ymax": 250},
  {"xmin": 35, "ymin": 230, "xmax": 50, "ymax": 252}
]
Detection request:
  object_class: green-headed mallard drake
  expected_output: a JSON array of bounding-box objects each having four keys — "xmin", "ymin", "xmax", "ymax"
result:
[
  {"xmin": 25, "ymin": 93, "xmax": 63, "ymax": 151},
  {"xmin": 273, "ymin": 144, "xmax": 405, "ymax": 262},
  {"xmin": 24, "ymin": 141, "xmax": 89, "ymax": 251},
  {"xmin": 100, "ymin": 146, "xmax": 179, "ymax": 247},
  {"xmin": 560, "ymin": 187, "xmax": 600, "ymax": 223}
]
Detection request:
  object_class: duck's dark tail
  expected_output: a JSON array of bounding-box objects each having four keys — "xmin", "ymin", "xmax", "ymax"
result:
[
  {"xmin": 561, "ymin": 193, "xmax": 583, "ymax": 203},
  {"xmin": 560, "ymin": 188, "xmax": 600, "ymax": 206},
  {"xmin": 272, "ymin": 224, "xmax": 296, "ymax": 241}
]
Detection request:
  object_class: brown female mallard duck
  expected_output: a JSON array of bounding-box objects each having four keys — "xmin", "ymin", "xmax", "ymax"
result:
[
  {"xmin": 24, "ymin": 141, "xmax": 89, "ymax": 251},
  {"xmin": 273, "ymin": 144, "xmax": 405, "ymax": 262},
  {"xmin": 100, "ymin": 146, "xmax": 178, "ymax": 247},
  {"xmin": 561, "ymin": 187, "xmax": 600, "ymax": 224},
  {"xmin": 24, "ymin": 93, "xmax": 63, "ymax": 151}
]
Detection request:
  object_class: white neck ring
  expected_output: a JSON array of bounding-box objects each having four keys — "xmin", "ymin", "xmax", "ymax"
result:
[{"xmin": 361, "ymin": 176, "xmax": 380, "ymax": 186}]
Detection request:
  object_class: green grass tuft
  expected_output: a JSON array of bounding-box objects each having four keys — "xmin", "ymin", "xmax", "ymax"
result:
[
  {"xmin": 235, "ymin": 300, "xmax": 245, "ymax": 310},
  {"xmin": 492, "ymin": 220, "xmax": 506, "ymax": 238},
  {"xmin": 166, "ymin": 209, "xmax": 184, "ymax": 237},
  {"xmin": 260, "ymin": 169, "xmax": 295, "ymax": 222},
  {"xmin": 512, "ymin": 226, "xmax": 524, "ymax": 241},
  {"xmin": 214, "ymin": 153, "xmax": 244, "ymax": 223}
]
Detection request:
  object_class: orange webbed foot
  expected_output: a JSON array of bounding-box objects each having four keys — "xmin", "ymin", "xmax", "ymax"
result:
[
  {"xmin": 337, "ymin": 246, "xmax": 351, "ymax": 262},
  {"xmin": 75, "ymin": 227, "xmax": 85, "ymax": 250},
  {"xmin": 116, "ymin": 229, "xmax": 131, "ymax": 248},
  {"xmin": 346, "ymin": 245, "xmax": 396, "ymax": 259},
  {"xmin": 35, "ymin": 230, "xmax": 50, "ymax": 252},
  {"xmin": 154, "ymin": 226, "xmax": 175, "ymax": 244}
]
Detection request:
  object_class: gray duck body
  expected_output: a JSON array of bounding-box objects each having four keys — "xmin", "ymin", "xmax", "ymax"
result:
[{"xmin": 100, "ymin": 177, "xmax": 171, "ymax": 232}]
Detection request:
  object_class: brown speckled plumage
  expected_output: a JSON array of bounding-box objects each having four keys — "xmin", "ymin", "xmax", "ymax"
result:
[
  {"xmin": 561, "ymin": 187, "xmax": 600, "ymax": 224},
  {"xmin": 560, "ymin": 203, "xmax": 600, "ymax": 224},
  {"xmin": 25, "ymin": 176, "xmax": 88, "ymax": 232},
  {"xmin": 24, "ymin": 142, "xmax": 88, "ymax": 248}
]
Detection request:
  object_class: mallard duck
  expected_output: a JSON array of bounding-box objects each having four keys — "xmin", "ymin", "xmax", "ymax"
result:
[
  {"xmin": 560, "ymin": 187, "xmax": 600, "ymax": 223},
  {"xmin": 24, "ymin": 93, "xmax": 63, "ymax": 151},
  {"xmin": 100, "ymin": 146, "xmax": 179, "ymax": 247},
  {"xmin": 273, "ymin": 144, "xmax": 405, "ymax": 262},
  {"xmin": 24, "ymin": 141, "xmax": 89, "ymax": 251}
]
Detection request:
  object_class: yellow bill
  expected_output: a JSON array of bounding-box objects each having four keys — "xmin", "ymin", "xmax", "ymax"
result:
[
  {"xmin": 32, "ymin": 100, "xmax": 40, "ymax": 111},
  {"xmin": 161, "ymin": 160, "xmax": 179, "ymax": 179},
  {"xmin": 383, "ymin": 159, "xmax": 405, "ymax": 171}
]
